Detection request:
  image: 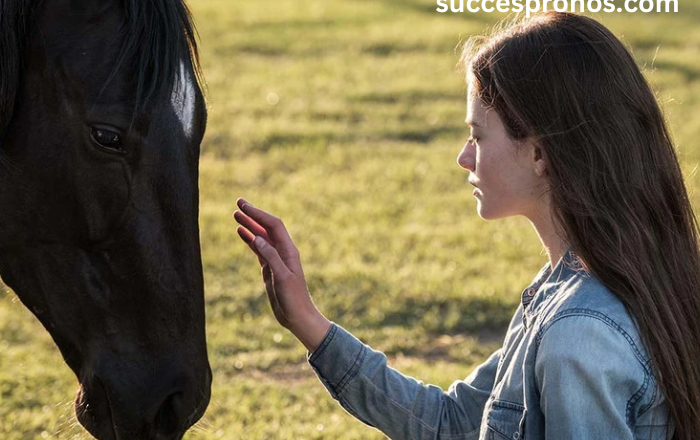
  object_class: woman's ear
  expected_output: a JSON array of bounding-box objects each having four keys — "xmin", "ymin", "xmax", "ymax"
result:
[
  {"xmin": 535, "ymin": 160, "xmax": 546, "ymax": 177},
  {"xmin": 532, "ymin": 146, "xmax": 547, "ymax": 177}
]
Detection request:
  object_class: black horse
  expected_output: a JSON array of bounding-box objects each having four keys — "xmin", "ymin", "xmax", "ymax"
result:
[{"xmin": 0, "ymin": 1, "xmax": 211, "ymax": 439}]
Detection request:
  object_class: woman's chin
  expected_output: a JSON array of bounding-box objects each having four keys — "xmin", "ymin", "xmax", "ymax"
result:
[
  {"xmin": 475, "ymin": 201, "xmax": 491, "ymax": 220},
  {"xmin": 475, "ymin": 202, "xmax": 504, "ymax": 221},
  {"xmin": 476, "ymin": 209, "xmax": 495, "ymax": 220}
]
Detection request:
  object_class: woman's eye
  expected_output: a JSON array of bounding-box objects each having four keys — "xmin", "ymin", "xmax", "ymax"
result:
[{"xmin": 90, "ymin": 128, "xmax": 123, "ymax": 152}]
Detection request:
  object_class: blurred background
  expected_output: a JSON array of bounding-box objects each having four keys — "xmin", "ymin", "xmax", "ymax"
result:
[{"xmin": 1, "ymin": 1, "xmax": 699, "ymax": 438}]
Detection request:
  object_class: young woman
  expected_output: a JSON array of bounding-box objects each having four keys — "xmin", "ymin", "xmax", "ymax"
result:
[{"xmin": 233, "ymin": 11, "xmax": 700, "ymax": 440}]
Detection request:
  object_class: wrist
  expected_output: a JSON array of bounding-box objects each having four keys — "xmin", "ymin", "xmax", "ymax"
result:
[{"xmin": 289, "ymin": 311, "xmax": 331, "ymax": 352}]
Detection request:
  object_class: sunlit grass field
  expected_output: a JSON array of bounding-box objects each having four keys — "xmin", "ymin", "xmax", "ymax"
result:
[{"xmin": 2, "ymin": 1, "xmax": 700, "ymax": 438}]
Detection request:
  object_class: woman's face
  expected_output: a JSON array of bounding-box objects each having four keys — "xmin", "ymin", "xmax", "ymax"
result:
[{"xmin": 457, "ymin": 84, "xmax": 546, "ymax": 220}]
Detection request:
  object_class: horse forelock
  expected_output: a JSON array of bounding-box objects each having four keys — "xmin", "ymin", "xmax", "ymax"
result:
[
  {"xmin": 0, "ymin": 0, "xmax": 42, "ymax": 142},
  {"xmin": 117, "ymin": 0, "xmax": 204, "ymax": 113}
]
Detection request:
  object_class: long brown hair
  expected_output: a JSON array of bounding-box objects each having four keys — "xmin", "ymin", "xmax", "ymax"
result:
[{"xmin": 462, "ymin": 12, "xmax": 700, "ymax": 439}]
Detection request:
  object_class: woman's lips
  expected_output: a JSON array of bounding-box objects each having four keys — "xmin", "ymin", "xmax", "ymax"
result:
[
  {"xmin": 468, "ymin": 177, "xmax": 482, "ymax": 197},
  {"xmin": 468, "ymin": 177, "xmax": 480, "ymax": 194}
]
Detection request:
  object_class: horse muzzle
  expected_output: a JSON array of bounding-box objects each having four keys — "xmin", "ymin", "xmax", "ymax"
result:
[{"xmin": 75, "ymin": 355, "xmax": 212, "ymax": 440}]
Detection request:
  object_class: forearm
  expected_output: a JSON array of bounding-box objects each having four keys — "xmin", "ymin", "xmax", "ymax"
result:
[{"xmin": 309, "ymin": 324, "xmax": 489, "ymax": 440}]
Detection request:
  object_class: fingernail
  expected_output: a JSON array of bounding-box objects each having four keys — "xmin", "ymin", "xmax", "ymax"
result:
[
  {"xmin": 243, "ymin": 203, "xmax": 253, "ymax": 210},
  {"xmin": 253, "ymin": 236, "xmax": 265, "ymax": 247}
]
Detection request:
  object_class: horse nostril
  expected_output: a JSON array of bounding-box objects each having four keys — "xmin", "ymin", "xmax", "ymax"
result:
[
  {"xmin": 86, "ymin": 360, "xmax": 210, "ymax": 439},
  {"xmin": 153, "ymin": 391, "xmax": 185, "ymax": 438}
]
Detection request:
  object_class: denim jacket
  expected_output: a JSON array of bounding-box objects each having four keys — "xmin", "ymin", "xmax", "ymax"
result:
[{"xmin": 308, "ymin": 249, "xmax": 673, "ymax": 439}]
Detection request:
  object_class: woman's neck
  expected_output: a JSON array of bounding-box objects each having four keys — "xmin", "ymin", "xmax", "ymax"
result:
[{"xmin": 527, "ymin": 201, "xmax": 568, "ymax": 269}]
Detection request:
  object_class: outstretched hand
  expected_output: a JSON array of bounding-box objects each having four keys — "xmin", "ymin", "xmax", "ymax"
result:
[{"xmin": 233, "ymin": 198, "xmax": 331, "ymax": 352}]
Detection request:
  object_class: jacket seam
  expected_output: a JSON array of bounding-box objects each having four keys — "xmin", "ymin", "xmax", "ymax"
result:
[
  {"xmin": 637, "ymin": 358, "xmax": 658, "ymax": 416},
  {"xmin": 334, "ymin": 344, "xmax": 367, "ymax": 395},
  {"xmin": 534, "ymin": 310, "xmax": 652, "ymax": 429},
  {"xmin": 535, "ymin": 309, "xmax": 651, "ymax": 371},
  {"xmin": 627, "ymin": 365, "xmax": 651, "ymax": 426}
]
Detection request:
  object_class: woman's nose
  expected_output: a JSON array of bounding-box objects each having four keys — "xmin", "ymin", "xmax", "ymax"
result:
[{"xmin": 457, "ymin": 140, "xmax": 475, "ymax": 171}]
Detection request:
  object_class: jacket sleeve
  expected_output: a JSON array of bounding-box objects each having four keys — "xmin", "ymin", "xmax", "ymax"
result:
[
  {"xmin": 534, "ymin": 314, "xmax": 650, "ymax": 440},
  {"xmin": 308, "ymin": 323, "xmax": 500, "ymax": 440}
]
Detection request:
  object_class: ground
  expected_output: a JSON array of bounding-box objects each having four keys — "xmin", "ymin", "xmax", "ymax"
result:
[{"xmin": 1, "ymin": 1, "xmax": 699, "ymax": 438}]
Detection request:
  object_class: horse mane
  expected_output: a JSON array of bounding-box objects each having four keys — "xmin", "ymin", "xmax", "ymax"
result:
[
  {"xmin": 117, "ymin": 0, "xmax": 204, "ymax": 110},
  {"xmin": 0, "ymin": 0, "xmax": 203, "ymax": 140},
  {"xmin": 0, "ymin": 0, "xmax": 37, "ymax": 141}
]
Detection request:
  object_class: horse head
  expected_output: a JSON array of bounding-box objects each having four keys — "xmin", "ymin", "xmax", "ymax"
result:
[{"xmin": 0, "ymin": 1, "xmax": 211, "ymax": 439}]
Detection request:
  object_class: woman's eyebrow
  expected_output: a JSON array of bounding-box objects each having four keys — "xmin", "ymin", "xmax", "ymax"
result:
[{"xmin": 465, "ymin": 119, "xmax": 482, "ymax": 128}]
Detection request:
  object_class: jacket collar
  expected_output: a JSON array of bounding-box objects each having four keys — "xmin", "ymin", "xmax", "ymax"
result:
[{"xmin": 520, "ymin": 246, "xmax": 587, "ymax": 327}]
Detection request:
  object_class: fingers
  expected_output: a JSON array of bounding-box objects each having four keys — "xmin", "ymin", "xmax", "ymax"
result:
[
  {"xmin": 262, "ymin": 264, "xmax": 272, "ymax": 285},
  {"xmin": 261, "ymin": 263, "xmax": 276, "ymax": 307},
  {"xmin": 233, "ymin": 210, "xmax": 273, "ymax": 245},
  {"xmin": 253, "ymin": 236, "xmax": 293, "ymax": 280},
  {"xmin": 237, "ymin": 198, "xmax": 293, "ymax": 247},
  {"xmin": 260, "ymin": 263, "xmax": 286, "ymax": 325},
  {"xmin": 236, "ymin": 226, "xmax": 265, "ymax": 266},
  {"xmin": 235, "ymin": 199, "xmax": 304, "ymax": 274},
  {"xmin": 233, "ymin": 200, "xmax": 275, "ymax": 267},
  {"xmin": 236, "ymin": 224, "xmax": 255, "ymax": 246}
]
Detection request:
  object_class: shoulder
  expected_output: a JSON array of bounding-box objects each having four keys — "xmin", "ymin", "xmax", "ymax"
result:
[
  {"xmin": 533, "ymin": 309, "xmax": 657, "ymax": 424},
  {"xmin": 536, "ymin": 271, "xmax": 649, "ymax": 363},
  {"xmin": 534, "ymin": 270, "xmax": 656, "ymax": 386},
  {"xmin": 535, "ymin": 309, "xmax": 652, "ymax": 374},
  {"xmin": 532, "ymin": 276, "xmax": 657, "ymax": 413}
]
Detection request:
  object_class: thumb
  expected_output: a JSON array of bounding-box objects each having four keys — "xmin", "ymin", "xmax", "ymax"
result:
[{"xmin": 254, "ymin": 236, "xmax": 292, "ymax": 279}]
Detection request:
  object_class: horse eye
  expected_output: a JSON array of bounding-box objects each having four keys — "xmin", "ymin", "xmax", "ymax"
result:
[{"xmin": 90, "ymin": 128, "xmax": 123, "ymax": 152}]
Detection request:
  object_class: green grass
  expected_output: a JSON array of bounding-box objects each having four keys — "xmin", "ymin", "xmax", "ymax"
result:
[{"xmin": 2, "ymin": 1, "xmax": 700, "ymax": 438}]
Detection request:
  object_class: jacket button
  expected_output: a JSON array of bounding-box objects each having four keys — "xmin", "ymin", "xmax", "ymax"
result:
[{"xmin": 513, "ymin": 433, "xmax": 520, "ymax": 440}]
